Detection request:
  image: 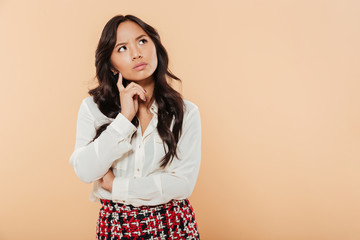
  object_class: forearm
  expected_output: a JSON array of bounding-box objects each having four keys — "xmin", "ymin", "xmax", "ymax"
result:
[
  {"xmin": 112, "ymin": 172, "xmax": 196, "ymax": 206},
  {"xmin": 70, "ymin": 127, "xmax": 132, "ymax": 183},
  {"xmin": 70, "ymin": 99, "xmax": 137, "ymax": 183}
]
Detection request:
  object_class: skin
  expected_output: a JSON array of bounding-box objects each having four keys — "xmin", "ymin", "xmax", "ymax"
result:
[{"xmin": 97, "ymin": 20, "xmax": 158, "ymax": 193}]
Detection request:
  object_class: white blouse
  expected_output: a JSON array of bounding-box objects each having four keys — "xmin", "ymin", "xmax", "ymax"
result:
[{"xmin": 69, "ymin": 96, "xmax": 201, "ymax": 207}]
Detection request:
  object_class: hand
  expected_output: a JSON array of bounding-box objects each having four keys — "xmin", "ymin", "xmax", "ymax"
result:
[
  {"xmin": 97, "ymin": 169, "xmax": 115, "ymax": 192},
  {"xmin": 117, "ymin": 72, "xmax": 147, "ymax": 121}
]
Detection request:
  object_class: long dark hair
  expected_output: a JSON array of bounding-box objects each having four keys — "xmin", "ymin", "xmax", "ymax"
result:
[{"xmin": 88, "ymin": 15, "xmax": 185, "ymax": 169}]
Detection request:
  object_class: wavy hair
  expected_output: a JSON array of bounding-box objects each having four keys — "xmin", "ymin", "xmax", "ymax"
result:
[{"xmin": 88, "ymin": 15, "xmax": 185, "ymax": 169}]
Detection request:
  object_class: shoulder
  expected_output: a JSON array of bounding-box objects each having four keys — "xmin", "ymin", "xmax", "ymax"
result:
[
  {"xmin": 183, "ymin": 99, "xmax": 199, "ymax": 113},
  {"xmin": 79, "ymin": 96, "xmax": 98, "ymax": 114},
  {"xmin": 181, "ymin": 99, "xmax": 201, "ymax": 133},
  {"xmin": 182, "ymin": 99, "xmax": 200, "ymax": 121},
  {"xmin": 79, "ymin": 96, "xmax": 113, "ymax": 125},
  {"xmin": 81, "ymin": 95, "xmax": 95, "ymax": 107}
]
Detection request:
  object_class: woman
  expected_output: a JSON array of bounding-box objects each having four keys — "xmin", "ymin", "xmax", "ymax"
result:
[{"xmin": 69, "ymin": 14, "xmax": 201, "ymax": 239}]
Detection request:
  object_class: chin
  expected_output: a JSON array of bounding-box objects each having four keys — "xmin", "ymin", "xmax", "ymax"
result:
[{"xmin": 127, "ymin": 71, "xmax": 155, "ymax": 82}]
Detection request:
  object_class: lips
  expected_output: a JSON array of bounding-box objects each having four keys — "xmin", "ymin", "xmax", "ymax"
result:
[{"xmin": 133, "ymin": 62, "xmax": 147, "ymax": 69}]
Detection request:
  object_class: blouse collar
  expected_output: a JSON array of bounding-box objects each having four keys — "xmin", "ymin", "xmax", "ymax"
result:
[{"xmin": 149, "ymin": 99, "xmax": 158, "ymax": 115}]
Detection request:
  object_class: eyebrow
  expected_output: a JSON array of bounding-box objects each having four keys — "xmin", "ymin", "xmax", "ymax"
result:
[{"xmin": 115, "ymin": 34, "xmax": 147, "ymax": 48}]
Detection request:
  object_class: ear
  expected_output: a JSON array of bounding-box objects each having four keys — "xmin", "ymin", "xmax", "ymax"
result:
[
  {"xmin": 110, "ymin": 68, "xmax": 118, "ymax": 75},
  {"xmin": 109, "ymin": 63, "xmax": 118, "ymax": 75}
]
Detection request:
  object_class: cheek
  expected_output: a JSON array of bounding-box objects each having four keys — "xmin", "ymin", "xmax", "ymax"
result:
[
  {"xmin": 111, "ymin": 55, "xmax": 130, "ymax": 72},
  {"xmin": 110, "ymin": 53, "xmax": 126, "ymax": 69},
  {"xmin": 150, "ymin": 48, "xmax": 158, "ymax": 68}
]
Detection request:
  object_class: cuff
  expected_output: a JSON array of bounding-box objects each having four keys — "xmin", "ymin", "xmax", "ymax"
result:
[
  {"xmin": 110, "ymin": 113, "xmax": 137, "ymax": 139},
  {"xmin": 112, "ymin": 177, "xmax": 130, "ymax": 203}
]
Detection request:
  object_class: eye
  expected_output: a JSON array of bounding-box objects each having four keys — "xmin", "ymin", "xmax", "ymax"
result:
[
  {"xmin": 139, "ymin": 39, "xmax": 147, "ymax": 45},
  {"xmin": 118, "ymin": 46, "xmax": 127, "ymax": 52}
]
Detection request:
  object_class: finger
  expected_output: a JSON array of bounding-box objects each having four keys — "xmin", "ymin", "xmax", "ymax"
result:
[
  {"xmin": 126, "ymin": 82, "xmax": 146, "ymax": 93},
  {"xmin": 126, "ymin": 85, "xmax": 147, "ymax": 101},
  {"xmin": 117, "ymin": 72, "xmax": 125, "ymax": 91},
  {"xmin": 130, "ymin": 90, "xmax": 146, "ymax": 102},
  {"xmin": 128, "ymin": 89, "xmax": 147, "ymax": 101},
  {"xmin": 127, "ymin": 85, "xmax": 147, "ymax": 96}
]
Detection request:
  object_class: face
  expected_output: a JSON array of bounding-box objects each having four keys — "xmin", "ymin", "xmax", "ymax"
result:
[{"xmin": 110, "ymin": 21, "xmax": 158, "ymax": 82}]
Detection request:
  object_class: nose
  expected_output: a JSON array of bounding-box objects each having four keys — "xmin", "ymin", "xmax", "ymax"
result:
[{"xmin": 131, "ymin": 46, "xmax": 143, "ymax": 60}]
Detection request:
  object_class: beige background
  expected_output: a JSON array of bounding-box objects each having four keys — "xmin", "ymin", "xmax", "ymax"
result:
[{"xmin": 1, "ymin": 0, "xmax": 360, "ymax": 239}]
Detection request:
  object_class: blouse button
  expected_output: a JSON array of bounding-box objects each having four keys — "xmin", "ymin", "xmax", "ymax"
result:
[{"xmin": 137, "ymin": 168, "xmax": 140, "ymax": 172}]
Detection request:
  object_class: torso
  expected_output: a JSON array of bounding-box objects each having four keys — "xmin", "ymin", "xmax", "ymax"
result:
[{"xmin": 137, "ymin": 107, "xmax": 154, "ymax": 136}]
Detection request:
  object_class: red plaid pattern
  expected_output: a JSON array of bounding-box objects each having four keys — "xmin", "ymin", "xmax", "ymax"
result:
[{"xmin": 96, "ymin": 198, "xmax": 200, "ymax": 239}]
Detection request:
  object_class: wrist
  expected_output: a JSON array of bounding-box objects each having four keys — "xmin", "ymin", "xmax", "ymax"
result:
[{"xmin": 120, "ymin": 111, "xmax": 133, "ymax": 122}]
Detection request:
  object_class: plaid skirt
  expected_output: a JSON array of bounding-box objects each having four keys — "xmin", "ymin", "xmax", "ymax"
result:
[{"xmin": 96, "ymin": 198, "xmax": 200, "ymax": 239}]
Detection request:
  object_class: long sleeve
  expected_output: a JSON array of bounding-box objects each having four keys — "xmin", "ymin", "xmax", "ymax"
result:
[
  {"xmin": 112, "ymin": 105, "xmax": 201, "ymax": 206},
  {"xmin": 69, "ymin": 98, "xmax": 137, "ymax": 183}
]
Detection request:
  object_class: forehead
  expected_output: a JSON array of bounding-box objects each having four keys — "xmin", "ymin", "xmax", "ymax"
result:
[{"xmin": 116, "ymin": 21, "xmax": 147, "ymax": 41}]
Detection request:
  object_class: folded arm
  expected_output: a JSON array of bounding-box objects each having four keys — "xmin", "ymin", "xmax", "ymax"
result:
[
  {"xmin": 69, "ymin": 99, "xmax": 137, "ymax": 183},
  {"xmin": 112, "ymin": 106, "xmax": 202, "ymax": 206}
]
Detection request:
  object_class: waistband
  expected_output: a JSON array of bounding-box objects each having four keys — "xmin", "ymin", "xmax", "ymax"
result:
[{"xmin": 99, "ymin": 198, "xmax": 190, "ymax": 211}]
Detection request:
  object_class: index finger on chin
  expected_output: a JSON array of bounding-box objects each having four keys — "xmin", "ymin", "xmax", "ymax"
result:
[{"xmin": 117, "ymin": 72, "xmax": 125, "ymax": 91}]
